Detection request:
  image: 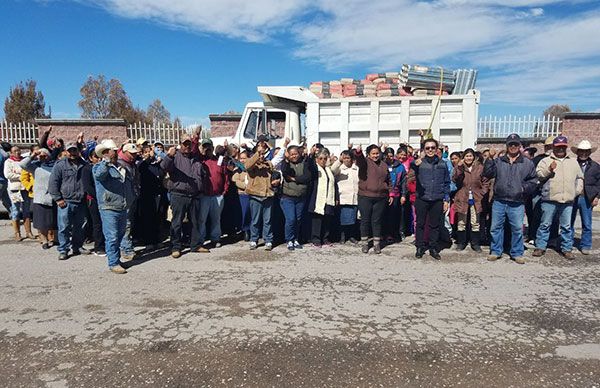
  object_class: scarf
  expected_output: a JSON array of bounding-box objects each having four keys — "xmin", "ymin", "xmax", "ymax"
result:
[
  {"xmin": 314, "ymin": 164, "xmax": 335, "ymax": 215},
  {"xmin": 9, "ymin": 155, "xmax": 21, "ymax": 162}
]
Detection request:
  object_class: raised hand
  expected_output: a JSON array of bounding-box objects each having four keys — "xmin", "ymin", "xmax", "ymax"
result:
[
  {"xmin": 549, "ymin": 160, "xmax": 557, "ymax": 172},
  {"xmin": 167, "ymin": 146, "xmax": 177, "ymax": 157}
]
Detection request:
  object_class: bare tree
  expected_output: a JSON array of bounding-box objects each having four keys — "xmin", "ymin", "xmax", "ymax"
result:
[
  {"xmin": 4, "ymin": 80, "xmax": 47, "ymax": 123},
  {"xmin": 173, "ymin": 116, "xmax": 182, "ymax": 127},
  {"xmin": 543, "ymin": 104, "xmax": 571, "ymax": 120},
  {"xmin": 79, "ymin": 75, "xmax": 111, "ymax": 118},
  {"xmin": 146, "ymin": 99, "xmax": 171, "ymax": 125}
]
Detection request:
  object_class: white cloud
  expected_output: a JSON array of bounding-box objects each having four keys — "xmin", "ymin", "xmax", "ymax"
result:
[{"xmin": 73, "ymin": 0, "xmax": 600, "ymax": 106}]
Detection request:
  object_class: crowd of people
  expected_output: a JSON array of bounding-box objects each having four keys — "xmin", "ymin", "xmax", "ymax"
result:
[{"xmin": 0, "ymin": 126, "xmax": 598, "ymax": 274}]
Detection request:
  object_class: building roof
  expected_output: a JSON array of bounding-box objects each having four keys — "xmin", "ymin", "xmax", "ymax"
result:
[{"xmin": 209, "ymin": 114, "xmax": 242, "ymax": 121}]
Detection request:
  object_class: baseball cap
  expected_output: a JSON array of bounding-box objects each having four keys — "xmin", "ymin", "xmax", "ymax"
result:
[
  {"xmin": 122, "ymin": 143, "xmax": 139, "ymax": 154},
  {"xmin": 201, "ymin": 138, "xmax": 213, "ymax": 146},
  {"xmin": 65, "ymin": 143, "xmax": 78, "ymax": 151},
  {"xmin": 553, "ymin": 135, "xmax": 568, "ymax": 147},
  {"xmin": 506, "ymin": 133, "xmax": 521, "ymax": 145}
]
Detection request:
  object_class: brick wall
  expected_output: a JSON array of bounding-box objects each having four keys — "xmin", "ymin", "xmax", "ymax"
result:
[
  {"xmin": 36, "ymin": 119, "xmax": 129, "ymax": 145},
  {"xmin": 209, "ymin": 114, "xmax": 241, "ymax": 138},
  {"xmin": 562, "ymin": 113, "xmax": 600, "ymax": 158}
]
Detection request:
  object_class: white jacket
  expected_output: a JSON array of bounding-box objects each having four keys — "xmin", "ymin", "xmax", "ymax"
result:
[
  {"xmin": 3, "ymin": 158, "xmax": 25, "ymax": 192},
  {"xmin": 331, "ymin": 160, "xmax": 359, "ymax": 205}
]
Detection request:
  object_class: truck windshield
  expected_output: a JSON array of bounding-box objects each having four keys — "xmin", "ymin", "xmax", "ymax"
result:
[{"xmin": 243, "ymin": 111, "xmax": 259, "ymax": 139}]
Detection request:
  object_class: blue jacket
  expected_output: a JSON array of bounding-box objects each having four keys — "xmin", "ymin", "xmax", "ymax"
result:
[
  {"xmin": 483, "ymin": 154, "xmax": 537, "ymax": 203},
  {"xmin": 48, "ymin": 157, "xmax": 87, "ymax": 203},
  {"xmin": 443, "ymin": 158, "xmax": 457, "ymax": 193},
  {"xmin": 92, "ymin": 161, "xmax": 135, "ymax": 212},
  {"xmin": 411, "ymin": 156, "xmax": 450, "ymax": 201}
]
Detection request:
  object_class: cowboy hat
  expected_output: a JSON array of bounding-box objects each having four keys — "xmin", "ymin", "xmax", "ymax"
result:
[
  {"xmin": 571, "ymin": 140, "xmax": 598, "ymax": 154},
  {"xmin": 95, "ymin": 139, "xmax": 119, "ymax": 158}
]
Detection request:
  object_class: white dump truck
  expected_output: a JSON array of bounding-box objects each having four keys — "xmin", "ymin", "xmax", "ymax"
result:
[{"xmin": 212, "ymin": 86, "xmax": 480, "ymax": 155}]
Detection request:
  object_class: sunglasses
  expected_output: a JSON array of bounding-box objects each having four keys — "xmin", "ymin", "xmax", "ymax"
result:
[
  {"xmin": 424, "ymin": 146, "xmax": 436, "ymax": 151},
  {"xmin": 507, "ymin": 143, "xmax": 520, "ymax": 147}
]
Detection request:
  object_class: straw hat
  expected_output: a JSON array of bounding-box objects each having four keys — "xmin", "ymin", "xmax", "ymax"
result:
[{"xmin": 571, "ymin": 140, "xmax": 597, "ymax": 154}]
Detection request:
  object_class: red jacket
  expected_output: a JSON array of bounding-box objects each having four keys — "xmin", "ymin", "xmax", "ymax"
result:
[{"xmin": 201, "ymin": 156, "xmax": 229, "ymax": 196}]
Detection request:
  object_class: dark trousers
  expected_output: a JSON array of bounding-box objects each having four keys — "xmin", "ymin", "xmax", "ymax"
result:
[
  {"xmin": 138, "ymin": 194, "xmax": 161, "ymax": 245},
  {"xmin": 311, "ymin": 213, "xmax": 332, "ymax": 244},
  {"xmin": 170, "ymin": 193, "xmax": 201, "ymax": 251},
  {"xmin": 87, "ymin": 197, "xmax": 105, "ymax": 251},
  {"xmin": 415, "ymin": 198, "xmax": 443, "ymax": 250},
  {"xmin": 358, "ymin": 196, "xmax": 386, "ymax": 239}
]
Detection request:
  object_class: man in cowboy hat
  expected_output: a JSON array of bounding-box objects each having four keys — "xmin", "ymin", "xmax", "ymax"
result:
[
  {"xmin": 570, "ymin": 140, "xmax": 600, "ymax": 255},
  {"xmin": 92, "ymin": 140, "xmax": 133, "ymax": 274},
  {"xmin": 533, "ymin": 136, "xmax": 584, "ymax": 260}
]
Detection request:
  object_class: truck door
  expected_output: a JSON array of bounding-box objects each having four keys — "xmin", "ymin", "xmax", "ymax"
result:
[{"xmin": 242, "ymin": 109, "xmax": 265, "ymax": 140}]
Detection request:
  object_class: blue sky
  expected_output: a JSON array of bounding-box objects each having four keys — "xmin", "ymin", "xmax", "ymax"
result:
[{"xmin": 1, "ymin": 0, "xmax": 599, "ymax": 126}]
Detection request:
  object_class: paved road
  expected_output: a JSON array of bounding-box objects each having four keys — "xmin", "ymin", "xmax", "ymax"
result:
[{"xmin": 0, "ymin": 220, "xmax": 599, "ymax": 387}]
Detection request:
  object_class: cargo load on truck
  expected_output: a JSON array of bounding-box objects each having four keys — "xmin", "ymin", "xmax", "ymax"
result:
[{"xmin": 308, "ymin": 65, "xmax": 478, "ymax": 99}]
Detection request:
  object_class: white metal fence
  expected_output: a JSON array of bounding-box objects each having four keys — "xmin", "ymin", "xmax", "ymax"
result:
[
  {"xmin": 478, "ymin": 115, "xmax": 562, "ymax": 139},
  {"xmin": 0, "ymin": 121, "xmax": 191, "ymax": 146},
  {"xmin": 0, "ymin": 121, "xmax": 39, "ymax": 144},
  {"xmin": 127, "ymin": 122, "xmax": 191, "ymax": 146}
]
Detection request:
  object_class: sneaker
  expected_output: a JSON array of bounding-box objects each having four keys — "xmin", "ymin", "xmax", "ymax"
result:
[
  {"xmin": 513, "ymin": 257, "xmax": 526, "ymax": 264},
  {"xmin": 455, "ymin": 244, "xmax": 467, "ymax": 251},
  {"xmin": 214, "ymin": 242, "xmax": 222, "ymax": 248},
  {"xmin": 293, "ymin": 240, "xmax": 303, "ymax": 249},
  {"xmin": 562, "ymin": 251, "xmax": 575, "ymax": 260},
  {"xmin": 430, "ymin": 249, "xmax": 441, "ymax": 260},
  {"xmin": 93, "ymin": 249, "xmax": 106, "ymax": 256},
  {"xmin": 249, "ymin": 242, "xmax": 258, "ymax": 250},
  {"xmin": 171, "ymin": 250, "xmax": 181, "ymax": 259},
  {"xmin": 373, "ymin": 244, "xmax": 381, "ymax": 254},
  {"xmin": 471, "ymin": 245, "xmax": 483, "ymax": 253},
  {"xmin": 348, "ymin": 237, "xmax": 358, "ymax": 245},
  {"xmin": 580, "ymin": 249, "xmax": 591, "ymax": 255},
  {"xmin": 73, "ymin": 247, "xmax": 92, "ymax": 256},
  {"xmin": 121, "ymin": 252, "xmax": 135, "ymax": 262},
  {"xmin": 487, "ymin": 254, "xmax": 502, "ymax": 261},
  {"xmin": 287, "ymin": 242, "xmax": 295, "ymax": 251},
  {"xmin": 58, "ymin": 252, "xmax": 68, "ymax": 261},
  {"xmin": 415, "ymin": 247, "xmax": 425, "ymax": 258},
  {"xmin": 196, "ymin": 246, "xmax": 210, "ymax": 253},
  {"xmin": 532, "ymin": 249, "xmax": 545, "ymax": 257},
  {"xmin": 265, "ymin": 243, "xmax": 273, "ymax": 251},
  {"xmin": 42, "ymin": 242, "xmax": 51, "ymax": 250},
  {"xmin": 110, "ymin": 265, "xmax": 127, "ymax": 274},
  {"xmin": 361, "ymin": 244, "xmax": 370, "ymax": 253}
]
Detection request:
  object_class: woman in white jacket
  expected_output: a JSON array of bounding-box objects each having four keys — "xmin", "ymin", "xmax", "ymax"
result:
[
  {"xmin": 331, "ymin": 149, "xmax": 360, "ymax": 244},
  {"xmin": 3, "ymin": 146, "xmax": 26, "ymax": 240}
]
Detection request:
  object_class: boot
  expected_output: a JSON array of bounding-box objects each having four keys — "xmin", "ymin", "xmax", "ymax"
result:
[
  {"xmin": 12, "ymin": 220, "xmax": 22, "ymax": 242},
  {"xmin": 373, "ymin": 238, "xmax": 382, "ymax": 254},
  {"xmin": 471, "ymin": 230, "xmax": 482, "ymax": 252},
  {"xmin": 455, "ymin": 231, "xmax": 467, "ymax": 251},
  {"xmin": 23, "ymin": 218, "xmax": 35, "ymax": 240}
]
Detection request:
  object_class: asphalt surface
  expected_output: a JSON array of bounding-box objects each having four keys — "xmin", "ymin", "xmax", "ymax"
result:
[{"xmin": 0, "ymin": 218, "xmax": 599, "ymax": 387}]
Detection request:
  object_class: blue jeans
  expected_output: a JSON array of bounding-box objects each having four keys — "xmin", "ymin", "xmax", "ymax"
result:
[
  {"xmin": 56, "ymin": 202, "xmax": 86, "ymax": 254},
  {"xmin": 119, "ymin": 198, "xmax": 137, "ymax": 255},
  {"xmin": 490, "ymin": 200, "xmax": 525, "ymax": 258},
  {"xmin": 536, "ymin": 201, "xmax": 573, "ymax": 252},
  {"xmin": 199, "ymin": 195, "xmax": 225, "ymax": 244},
  {"xmin": 249, "ymin": 196, "xmax": 273, "ymax": 244},
  {"xmin": 100, "ymin": 209, "xmax": 128, "ymax": 268},
  {"xmin": 570, "ymin": 195, "xmax": 593, "ymax": 250},
  {"xmin": 280, "ymin": 196, "xmax": 306, "ymax": 242}
]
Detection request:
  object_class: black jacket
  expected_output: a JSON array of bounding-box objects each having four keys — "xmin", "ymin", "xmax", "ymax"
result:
[
  {"xmin": 160, "ymin": 151, "xmax": 204, "ymax": 197},
  {"xmin": 411, "ymin": 156, "xmax": 450, "ymax": 201},
  {"xmin": 483, "ymin": 154, "xmax": 537, "ymax": 203},
  {"xmin": 81, "ymin": 163, "xmax": 97, "ymax": 199},
  {"xmin": 579, "ymin": 158, "xmax": 600, "ymax": 203}
]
